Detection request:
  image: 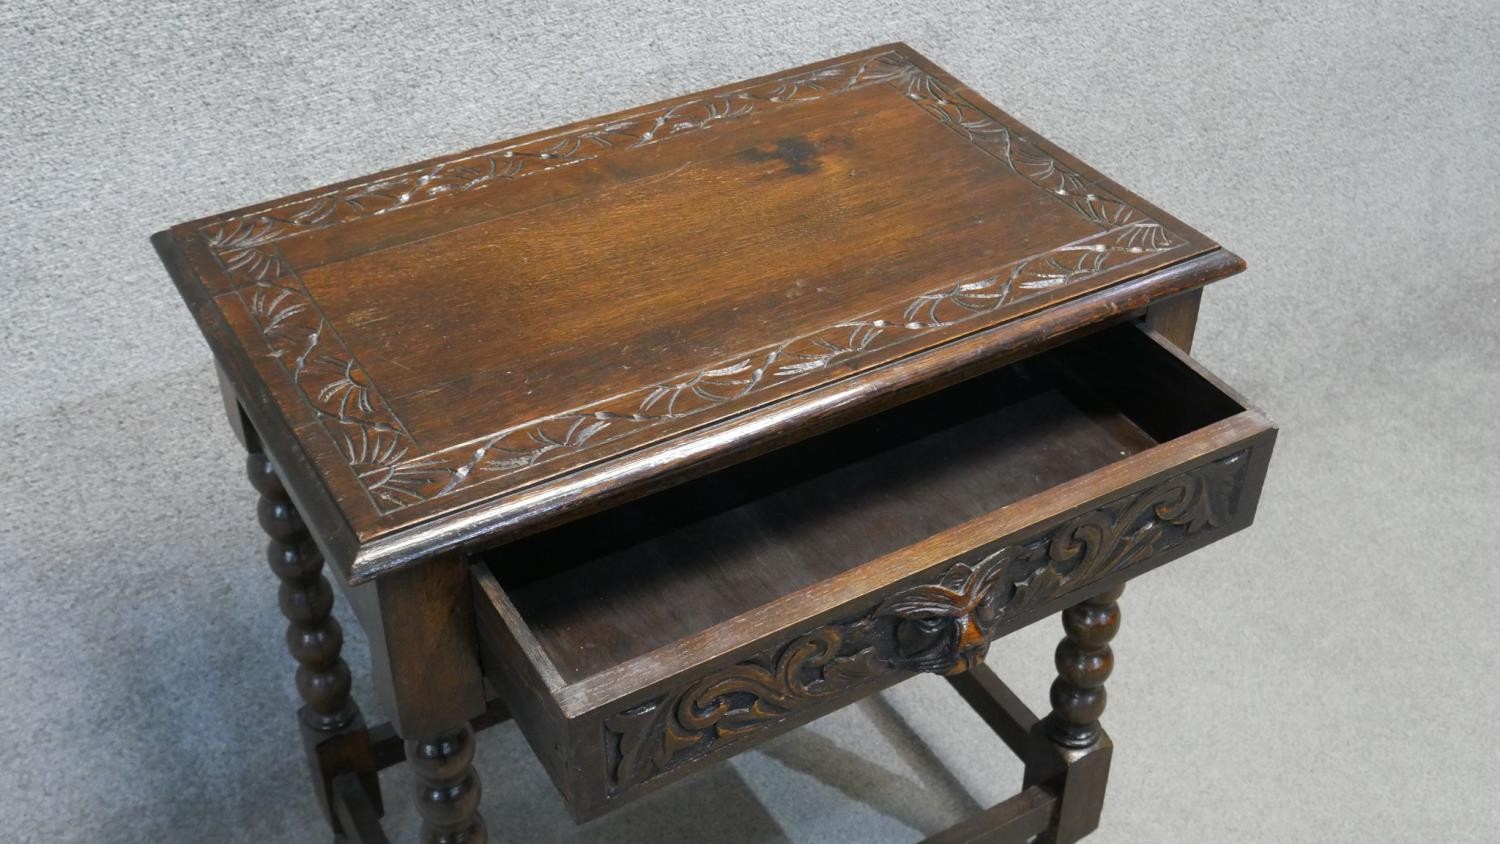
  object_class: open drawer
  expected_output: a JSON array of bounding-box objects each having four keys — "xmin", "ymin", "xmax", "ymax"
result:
[{"xmin": 471, "ymin": 323, "xmax": 1276, "ymax": 819}]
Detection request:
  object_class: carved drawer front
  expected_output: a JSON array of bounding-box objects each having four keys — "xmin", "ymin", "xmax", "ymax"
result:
[{"xmin": 471, "ymin": 323, "xmax": 1275, "ymax": 820}]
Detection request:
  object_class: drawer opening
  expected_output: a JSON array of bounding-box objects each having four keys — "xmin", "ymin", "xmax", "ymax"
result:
[{"xmin": 480, "ymin": 324, "xmax": 1247, "ymax": 685}]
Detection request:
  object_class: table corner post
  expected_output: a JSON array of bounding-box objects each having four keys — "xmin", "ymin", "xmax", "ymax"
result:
[{"xmin": 357, "ymin": 551, "xmax": 489, "ymax": 842}]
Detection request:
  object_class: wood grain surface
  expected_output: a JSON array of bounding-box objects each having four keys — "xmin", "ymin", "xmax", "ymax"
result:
[{"xmin": 153, "ymin": 43, "xmax": 1241, "ymax": 582}]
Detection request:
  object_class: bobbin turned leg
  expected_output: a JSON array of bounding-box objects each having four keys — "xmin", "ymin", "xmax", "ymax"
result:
[
  {"xmin": 1024, "ymin": 585, "xmax": 1123, "ymax": 844},
  {"xmin": 248, "ymin": 451, "xmax": 382, "ymax": 836},
  {"xmin": 1044, "ymin": 585, "xmax": 1121, "ymax": 749},
  {"xmin": 407, "ymin": 724, "xmax": 486, "ymax": 843}
]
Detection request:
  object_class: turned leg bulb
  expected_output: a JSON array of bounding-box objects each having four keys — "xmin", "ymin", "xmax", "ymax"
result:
[
  {"xmin": 1044, "ymin": 586, "xmax": 1122, "ymax": 749},
  {"xmin": 407, "ymin": 725, "xmax": 487, "ymax": 843},
  {"xmin": 248, "ymin": 453, "xmax": 357, "ymax": 732}
]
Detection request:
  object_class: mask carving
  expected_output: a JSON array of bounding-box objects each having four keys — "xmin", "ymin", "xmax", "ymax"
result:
[{"xmin": 875, "ymin": 555, "xmax": 1011, "ymax": 675}]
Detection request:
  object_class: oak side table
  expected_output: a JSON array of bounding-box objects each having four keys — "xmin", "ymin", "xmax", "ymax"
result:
[{"xmin": 153, "ymin": 43, "xmax": 1276, "ymax": 843}]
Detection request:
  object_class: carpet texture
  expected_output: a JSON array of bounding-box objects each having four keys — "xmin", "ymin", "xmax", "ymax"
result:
[{"xmin": 2, "ymin": 2, "xmax": 1497, "ymax": 841}]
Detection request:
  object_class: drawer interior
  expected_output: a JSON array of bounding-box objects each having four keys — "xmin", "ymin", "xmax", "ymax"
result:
[{"xmin": 482, "ymin": 324, "xmax": 1246, "ymax": 683}]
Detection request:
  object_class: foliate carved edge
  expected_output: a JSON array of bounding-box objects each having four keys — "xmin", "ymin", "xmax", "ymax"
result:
[
  {"xmin": 197, "ymin": 52, "xmax": 1155, "ymax": 253},
  {"xmin": 196, "ymin": 49, "xmax": 1188, "ymax": 516},
  {"xmin": 223, "ymin": 249, "xmax": 416, "ymax": 479},
  {"xmin": 602, "ymin": 450, "xmax": 1250, "ymax": 792},
  {"xmin": 358, "ymin": 225, "xmax": 1177, "ymax": 512},
  {"xmin": 197, "ymin": 52, "xmax": 917, "ymax": 252}
]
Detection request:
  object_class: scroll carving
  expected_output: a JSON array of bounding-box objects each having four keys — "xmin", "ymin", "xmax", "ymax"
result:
[
  {"xmin": 603, "ymin": 450, "xmax": 1249, "ymax": 791},
  {"xmin": 196, "ymin": 49, "xmax": 1188, "ymax": 515}
]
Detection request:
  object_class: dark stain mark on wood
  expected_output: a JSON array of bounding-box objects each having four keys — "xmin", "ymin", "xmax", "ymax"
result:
[{"xmin": 741, "ymin": 136, "xmax": 825, "ymax": 175}]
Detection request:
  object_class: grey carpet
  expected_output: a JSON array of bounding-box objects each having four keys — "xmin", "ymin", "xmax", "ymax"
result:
[{"xmin": 2, "ymin": 2, "xmax": 1497, "ymax": 841}]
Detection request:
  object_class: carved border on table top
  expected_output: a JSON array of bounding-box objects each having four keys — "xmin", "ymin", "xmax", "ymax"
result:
[
  {"xmin": 602, "ymin": 450, "xmax": 1251, "ymax": 793},
  {"xmin": 199, "ymin": 52, "xmax": 918, "ymax": 253},
  {"xmin": 196, "ymin": 50, "xmax": 1188, "ymax": 514},
  {"xmin": 218, "ymin": 247, "xmax": 415, "ymax": 479},
  {"xmin": 357, "ymin": 226, "xmax": 1175, "ymax": 510}
]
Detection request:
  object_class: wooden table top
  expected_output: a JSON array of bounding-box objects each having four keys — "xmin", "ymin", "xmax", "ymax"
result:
[{"xmin": 154, "ymin": 43, "xmax": 1238, "ymax": 582}]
